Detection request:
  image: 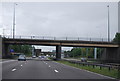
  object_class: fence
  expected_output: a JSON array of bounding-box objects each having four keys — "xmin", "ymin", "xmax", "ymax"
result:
[
  {"xmin": 2, "ymin": 35, "xmax": 113, "ymax": 42},
  {"xmin": 61, "ymin": 59, "xmax": 120, "ymax": 71}
]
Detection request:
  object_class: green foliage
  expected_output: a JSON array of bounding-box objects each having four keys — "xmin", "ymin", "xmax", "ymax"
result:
[
  {"xmin": 65, "ymin": 47, "xmax": 103, "ymax": 59},
  {"xmin": 113, "ymin": 33, "xmax": 120, "ymax": 43},
  {"xmin": 9, "ymin": 45, "xmax": 32, "ymax": 56},
  {"xmin": 71, "ymin": 48, "xmax": 81, "ymax": 57},
  {"xmin": 57, "ymin": 60, "xmax": 119, "ymax": 79}
]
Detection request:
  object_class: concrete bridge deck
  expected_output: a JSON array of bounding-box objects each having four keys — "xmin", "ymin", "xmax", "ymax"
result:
[{"xmin": 3, "ymin": 38, "xmax": 119, "ymax": 48}]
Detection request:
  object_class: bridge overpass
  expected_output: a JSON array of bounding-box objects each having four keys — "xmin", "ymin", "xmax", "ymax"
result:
[
  {"xmin": 3, "ymin": 38, "xmax": 119, "ymax": 48},
  {"xmin": 0, "ymin": 35, "xmax": 120, "ymax": 63}
]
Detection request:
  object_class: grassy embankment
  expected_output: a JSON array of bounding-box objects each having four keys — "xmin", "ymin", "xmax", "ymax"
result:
[{"xmin": 56, "ymin": 60, "xmax": 120, "ymax": 79}]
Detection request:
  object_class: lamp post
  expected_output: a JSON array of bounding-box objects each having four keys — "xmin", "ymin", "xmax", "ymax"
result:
[
  {"xmin": 107, "ymin": 5, "xmax": 110, "ymax": 42},
  {"xmin": 13, "ymin": 3, "xmax": 17, "ymax": 39}
]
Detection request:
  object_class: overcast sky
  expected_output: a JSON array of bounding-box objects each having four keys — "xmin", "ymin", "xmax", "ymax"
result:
[{"xmin": 0, "ymin": 2, "xmax": 119, "ymax": 51}]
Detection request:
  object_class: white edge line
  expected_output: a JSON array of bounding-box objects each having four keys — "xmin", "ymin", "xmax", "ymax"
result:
[
  {"xmin": 1, "ymin": 60, "xmax": 17, "ymax": 63},
  {"xmin": 52, "ymin": 61, "xmax": 116, "ymax": 80}
]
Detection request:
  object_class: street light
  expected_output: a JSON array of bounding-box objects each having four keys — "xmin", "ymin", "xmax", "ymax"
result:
[
  {"xmin": 107, "ymin": 5, "xmax": 110, "ymax": 42},
  {"xmin": 13, "ymin": 3, "xmax": 17, "ymax": 39}
]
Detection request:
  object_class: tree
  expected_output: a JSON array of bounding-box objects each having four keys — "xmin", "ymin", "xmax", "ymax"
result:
[
  {"xmin": 87, "ymin": 48, "xmax": 94, "ymax": 58},
  {"xmin": 9, "ymin": 45, "xmax": 32, "ymax": 56},
  {"xmin": 113, "ymin": 33, "xmax": 120, "ymax": 43}
]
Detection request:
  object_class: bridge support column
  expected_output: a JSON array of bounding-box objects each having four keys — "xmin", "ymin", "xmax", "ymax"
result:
[
  {"xmin": 0, "ymin": 35, "xmax": 2, "ymax": 58},
  {"xmin": 94, "ymin": 48, "xmax": 97, "ymax": 60},
  {"xmin": 101, "ymin": 47, "xmax": 120, "ymax": 63},
  {"xmin": 2, "ymin": 43, "xmax": 10, "ymax": 58},
  {"xmin": 56, "ymin": 45, "xmax": 61, "ymax": 60}
]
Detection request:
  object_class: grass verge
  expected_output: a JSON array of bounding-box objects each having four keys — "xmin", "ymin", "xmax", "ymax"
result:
[{"xmin": 56, "ymin": 60, "xmax": 120, "ymax": 79}]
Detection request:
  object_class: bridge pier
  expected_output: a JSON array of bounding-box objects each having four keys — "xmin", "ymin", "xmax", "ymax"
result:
[
  {"xmin": 0, "ymin": 36, "xmax": 10, "ymax": 59},
  {"xmin": 2, "ymin": 43, "xmax": 10, "ymax": 58},
  {"xmin": 0, "ymin": 35, "xmax": 2, "ymax": 58},
  {"xmin": 101, "ymin": 47, "xmax": 120, "ymax": 63},
  {"xmin": 56, "ymin": 45, "xmax": 61, "ymax": 60}
]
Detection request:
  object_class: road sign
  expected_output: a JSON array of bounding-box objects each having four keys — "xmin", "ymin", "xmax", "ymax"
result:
[{"xmin": 10, "ymin": 49, "xmax": 14, "ymax": 52}]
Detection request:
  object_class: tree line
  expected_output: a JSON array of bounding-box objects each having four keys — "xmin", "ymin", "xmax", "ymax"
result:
[
  {"xmin": 64, "ymin": 47, "xmax": 104, "ymax": 59},
  {"xmin": 64, "ymin": 33, "xmax": 120, "ymax": 59},
  {"xmin": 9, "ymin": 45, "xmax": 32, "ymax": 56}
]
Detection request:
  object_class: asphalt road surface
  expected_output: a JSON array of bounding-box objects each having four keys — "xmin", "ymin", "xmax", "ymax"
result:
[{"xmin": 2, "ymin": 58, "xmax": 116, "ymax": 79}]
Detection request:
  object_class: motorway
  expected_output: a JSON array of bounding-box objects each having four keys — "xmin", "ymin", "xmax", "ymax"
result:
[{"xmin": 2, "ymin": 58, "xmax": 116, "ymax": 79}]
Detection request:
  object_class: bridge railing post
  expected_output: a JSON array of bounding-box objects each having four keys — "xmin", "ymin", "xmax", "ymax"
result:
[
  {"xmin": 102, "ymin": 38, "xmax": 103, "ymax": 42},
  {"xmin": 66, "ymin": 37, "xmax": 67, "ymax": 40},
  {"xmin": 20, "ymin": 36, "xmax": 21, "ymax": 39},
  {"xmin": 90, "ymin": 38, "xmax": 91, "ymax": 41},
  {"xmin": 43, "ymin": 37, "xmax": 44, "ymax": 40},
  {"xmin": 54, "ymin": 37, "xmax": 56, "ymax": 40}
]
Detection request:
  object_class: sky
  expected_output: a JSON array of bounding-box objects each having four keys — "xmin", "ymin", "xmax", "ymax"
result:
[{"xmin": 0, "ymin": 2, "xmax": 119, "ymax": 51}]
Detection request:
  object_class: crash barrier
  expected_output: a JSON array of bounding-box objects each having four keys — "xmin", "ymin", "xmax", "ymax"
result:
[{"xmin": 61, "ymin": 59, "xmax": 120, "ymax": 71}]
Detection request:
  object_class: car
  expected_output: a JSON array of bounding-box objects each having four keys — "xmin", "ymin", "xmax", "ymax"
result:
[
  {"xmin": 80, "ymin": 58, "xmax": 87, "ymax": 62},
  {"xmin": 38, "ymin": 56, "xmax": 41, "ymax": 58},
  {"xmin": 18, "ymin": 54, "xmax": 26, "ymax": 61},
  {"xmin": 41, "ymin": 56, "xmax": 44, "ymax": 58},
  {"xmin": 32, "ymin": 55, "xmax": 36, "ymax": 58}
]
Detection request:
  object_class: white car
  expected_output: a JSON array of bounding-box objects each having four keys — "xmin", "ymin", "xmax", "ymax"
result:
[
  {"xmin": 38, "ymin": 56, "xmax": 41, "ymax": 58},
  {"xmin": 18, "ymin": 55, "xmax": 26, "ymax": 61},
  {"xmin": 80, "ymin": 58, "xmax": 87, "ymax": 62},
  {"xmin": 32, "ymin": 55, "xmax": 36, "ymax": 58}
]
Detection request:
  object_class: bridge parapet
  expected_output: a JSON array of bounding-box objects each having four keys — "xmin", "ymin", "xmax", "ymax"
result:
[{"xmin": 3, "ymin": 35, "xmax": 114, "ymax": 43}]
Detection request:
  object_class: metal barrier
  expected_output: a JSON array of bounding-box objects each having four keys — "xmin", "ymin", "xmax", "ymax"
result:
[
  {"xmin": 2, "ymin": 35, "xmax": 113, "ymax": 42},
  {"xmin": 62, "ymin": 59, "xmax": 120, "ymax": 71}
]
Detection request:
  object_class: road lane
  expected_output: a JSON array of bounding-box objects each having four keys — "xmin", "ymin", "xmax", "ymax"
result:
[
  {"xmin": 2, "ymin": 59, "xmax": 116, "ymax": 79},
  {"xmin": 2, "ymin": 60, "xmax": 27, "ymax": 78},
  {"xmin": 3, "ymin": 60, "xmax": 59, "ymax": 79}
]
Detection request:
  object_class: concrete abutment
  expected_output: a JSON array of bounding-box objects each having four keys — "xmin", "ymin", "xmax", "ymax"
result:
[{"xmin": 101, "ymin": 47, "xmax": 120, "ymax": 63}]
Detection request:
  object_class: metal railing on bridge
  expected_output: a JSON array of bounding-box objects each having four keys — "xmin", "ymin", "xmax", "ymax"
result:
[{"xmin": 2, "ymin": 35, "xmax": 113, "ymax": 42}]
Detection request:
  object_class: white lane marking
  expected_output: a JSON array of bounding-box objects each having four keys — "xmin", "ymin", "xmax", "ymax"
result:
[
  {"xmin": 12, "ymin": 69, "xmax": 16, "ymax": 72},
  {"xmin": 0, "ymin": 60, "xmax": 16, "ymax": 63},
  {"xmin": 54, "ymin": 70, "xmax": 59, "ymax": 73},
  {"xmin": 52, "ymin": 61, "xmax": 116, "ymax": 79},
  {"xmin": 21, "ymin": 65, "xmax": 23, "ymax": 66},
  {"xmin": 49, "ymin": 65, "xmax": 51, "ymax": 67}
]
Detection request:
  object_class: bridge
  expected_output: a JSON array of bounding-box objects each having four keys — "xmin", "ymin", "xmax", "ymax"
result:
[
  {"xmin": 2, "ymin": 35, "xmax": 119, "ymax": 47},
  {"xmin": 0, "ymin": 35, "xmax": 120, "ymax": 63},
  {"xmin": 1, "ymin": 35, "xmax": 120, "ymax": 62}
]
